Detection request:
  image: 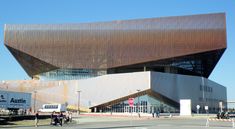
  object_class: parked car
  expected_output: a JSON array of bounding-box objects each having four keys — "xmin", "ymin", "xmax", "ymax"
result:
[
  {"xmin": 217, "ymin": 111, "xmax": 230, "ymax": 119},
  {"xmin": 228, "ymin": 112, "xmax": 235, "ymax": 118}
]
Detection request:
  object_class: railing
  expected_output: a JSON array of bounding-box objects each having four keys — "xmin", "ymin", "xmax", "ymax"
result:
[{"xmin": 206, "ymin": 118, "xmax": 235, "ymax": 128}]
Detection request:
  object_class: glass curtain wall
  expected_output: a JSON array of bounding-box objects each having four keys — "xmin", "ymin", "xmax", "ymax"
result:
[
  {"xmin": 99, "ymin": 95, "xmax": 179, "ymax": 114},
  {"xmin": 38, "ymin": 68, "xmax": 106, "ymax": 80}
]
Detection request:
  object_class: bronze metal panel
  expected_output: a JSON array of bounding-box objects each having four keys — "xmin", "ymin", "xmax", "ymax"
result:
[{"xmin": 4, "ymin": 13, "xmax": 227, "ymax": 77}]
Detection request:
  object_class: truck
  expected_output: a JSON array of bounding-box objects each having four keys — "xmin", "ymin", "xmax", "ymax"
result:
[{"xmin": 0, "ymin": 90, "xmax": 31, "ymax": 110}]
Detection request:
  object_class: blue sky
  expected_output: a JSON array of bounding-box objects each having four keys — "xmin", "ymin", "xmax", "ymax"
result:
[{"xmin": 0, "ymin": 0, "xmax": 234, "ymax": 99}]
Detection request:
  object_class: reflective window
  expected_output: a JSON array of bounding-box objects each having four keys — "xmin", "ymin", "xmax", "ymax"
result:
[
  {"xmin": 95, "ymin": 95, "xmax": 179, "ymax": 113},
  {"xmin": 38, "ymin": 68, "xmax": 106, "ymax": 80}
]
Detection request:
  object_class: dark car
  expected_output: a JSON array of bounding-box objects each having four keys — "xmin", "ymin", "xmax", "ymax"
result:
[
  {"xmin": 217, "ymin": 111, "xmax": 230, "ymax": 119},
  {"xmin": 228, "ymin": 112, "xmax": 235, "ymax": 118}
]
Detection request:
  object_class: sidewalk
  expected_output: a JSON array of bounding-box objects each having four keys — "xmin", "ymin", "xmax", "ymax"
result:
[
  {"xmin": 73, "ymin": 115, "xmax": 130, "ymax": 124},
  {"xmin": 75, "ymin": 112, "xmax": 217, "ymax": 120}
]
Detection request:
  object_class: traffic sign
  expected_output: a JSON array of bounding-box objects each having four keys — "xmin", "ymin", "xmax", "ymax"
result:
[
  {"xmin": 128, "ymin": 98, "xmax": 134, "ymax": 107},
  {"xmin": 196, "ymin": 105, "xmax": 200, "ymax": 109}
]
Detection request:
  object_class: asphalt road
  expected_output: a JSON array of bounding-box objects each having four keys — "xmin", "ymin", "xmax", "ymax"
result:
[{"xmin": 71, "ymin": 118, "xmax": 234, "ymax": 129}]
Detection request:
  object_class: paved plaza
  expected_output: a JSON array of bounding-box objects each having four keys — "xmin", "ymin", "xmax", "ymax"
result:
[{"xmin": 1, "ymin": 115, "xmax": 235, "ymax": 129}]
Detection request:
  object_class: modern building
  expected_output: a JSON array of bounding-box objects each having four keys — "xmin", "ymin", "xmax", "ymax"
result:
[{"xmin": 3, "ymin": 13, "xmax": 227, "ymax": 113}]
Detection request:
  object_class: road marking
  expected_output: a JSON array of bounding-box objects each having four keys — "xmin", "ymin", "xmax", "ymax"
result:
[
  {"xmin": 156, "ymin": 124, "xmax": 234, "ymax": 129},
  {"xmin": 157, "ymin": 124, "xmax": 172, "ymax": 126}
]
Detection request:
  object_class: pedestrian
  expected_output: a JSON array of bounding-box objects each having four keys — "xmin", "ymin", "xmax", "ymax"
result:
[
  {"xmin": 50, "ymin": 111, "xmax": 55, "ymax": 125},
  {"xmin": 69, "ymin": 112, "xmax": 72, "ymax": 122},
  {"xmin": 152, "ymin": 112, "xmax": 155, "ymax": 118},
  {"xmin": 156, "ymin": 109, "xmax": 160, "ymax": 118},
  {"xmin": 53, "ymin": 114, "xmax": 59, "ymax": 126},
  {"xmin": 35, "ymin": 111, "xmax": 39, "ymax": 127},
  {"xmin": 29, "ymin": 107, "xmax": 32, "ymax": 115},
  {"xmin": 59, "ymin": 112, "xmax": 64, "ymax": 126},
  {"xmin": 151, "ymin": 107, "xmax": 155, "ymax": 118},
  {"xmin": 64, "ymin": 111, "xmax": 69, "ymax": 124}
]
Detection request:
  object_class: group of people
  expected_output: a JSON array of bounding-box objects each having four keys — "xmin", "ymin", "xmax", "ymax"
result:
[
  {"xmin": 151, "ymin": 110, "xmax": 160, "ymax": 118},
  {"xmin": 50, "ymin": 111, "xmax": 64, "ymax": 126},
  {"xmin": 50, "ymin": 111, "xmax": 73, "ymax": 126},
  {"xmin": 34, "ymin": 111, "xmax": 73, "ymax": 127}
]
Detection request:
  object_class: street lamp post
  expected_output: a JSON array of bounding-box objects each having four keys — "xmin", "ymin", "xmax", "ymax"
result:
[
  {"xmin": 2, "ymin": 81, "xmax": 8, "ymax": 90},
  {"xmin": 136, "ymin": 89, "xmax": 141, "ymax": 118},
  {"xmin": 34, "ymin": 91, "xmax": 37, "ymax": 113},
  {"xmin": 77, "ymin": 90, "xmax": 81, "ymax": 115}
]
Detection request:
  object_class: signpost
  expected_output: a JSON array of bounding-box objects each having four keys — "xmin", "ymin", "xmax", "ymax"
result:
[
  {"xmin": 219, "ymin": 101, "xmax": 223, "ymax": 112},
  {"xmin": 128, "ymin": 98, "xmax": 134, "ymax": 127},
  {"xmin": 180, "ymin": 99, "xmax": 192, "ymax": 116},
  {"xmin": 196, "ymin": 105, "xmax": 200, "ymax": 114},
  {"xmin": 128, "ymin": 98, "xmax": 134, "ymax": 107},
  {"xmin": 205, "ymin": 106, "xmax": 209, "ymax": 114}
]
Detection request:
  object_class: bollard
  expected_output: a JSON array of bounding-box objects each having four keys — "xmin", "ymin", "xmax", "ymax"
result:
[
  {"xmin": 206, "ymin": 118, "xmax": 209, "ymax": 127},
  {"xmin": 232, "ymin": 119, "xmax": 234, "ymax": 128}
]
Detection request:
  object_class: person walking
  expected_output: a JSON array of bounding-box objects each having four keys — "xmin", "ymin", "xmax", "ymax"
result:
[
  {"xmin": 151, "ymin": 107, "xmax": 155, "ymax": 118},
  {"xmin": 35, "ymin": 111, "xmax": 39, "ymax": 127},
  {"xmin": 50, "ymin": 111, "xmax": 55, "ymax": 125},
  {"xmin": 152, "ymin": 111, "xmax": 155, "ymax": 118},
  {"xmin": 156, "ymin": 109, "xmax": 160, "ymax": 118},
  {"xmin": 59, "ymin": 112, "xmax": 64, "ymax": 126},
  {"xmin": 69, "ymin": 112, "xmax": 72, "ymax": 122},
  {"xmin": 64, "ymin": 111, "xmax": 70, "ymax": 124}
]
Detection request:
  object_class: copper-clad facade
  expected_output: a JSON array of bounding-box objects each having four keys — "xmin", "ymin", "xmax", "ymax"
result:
[{"xmin": 4, "ymin": 13, "xmax": 226, "ymax": 78}]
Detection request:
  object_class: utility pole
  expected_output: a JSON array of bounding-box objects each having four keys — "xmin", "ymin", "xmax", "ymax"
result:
[
  {"xmin": 34, "ymin": 91, "xmax": 37, "ymax": 113},
  {"xmin": 136, "ymin": 89, "xmax": 141, "ymax": 118},
  {"xmin": 77, "ymin": 90, "xmax": 81, "ymax": 115},
  {"xmin": 2, "ymin": 81, "xmax": 8, "ymax": 90}
]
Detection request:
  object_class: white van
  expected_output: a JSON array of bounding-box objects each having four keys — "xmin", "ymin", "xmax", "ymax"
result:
[{"xmin": 39, "ymin": 104, "xmax": 66, "ymax": 113}]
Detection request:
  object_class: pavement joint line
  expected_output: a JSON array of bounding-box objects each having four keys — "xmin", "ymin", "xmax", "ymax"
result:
[{"xmin": 157, "ymin": 124, "xmax": 172, "ymax": 126}]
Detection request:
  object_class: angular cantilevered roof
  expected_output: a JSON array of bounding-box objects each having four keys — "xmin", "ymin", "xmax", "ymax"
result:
[{"xmin": 4, "ymin": 13, "xmax": 226, "ymax": 77}]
